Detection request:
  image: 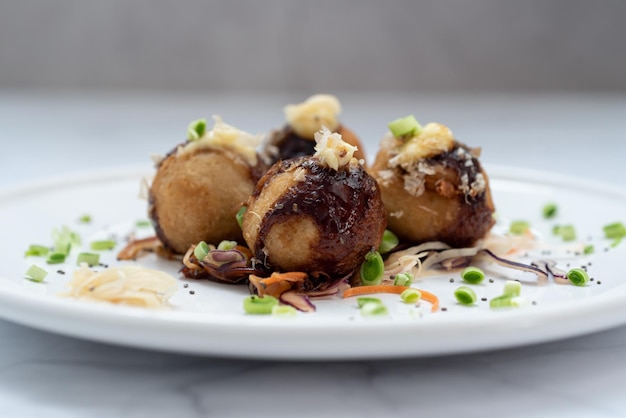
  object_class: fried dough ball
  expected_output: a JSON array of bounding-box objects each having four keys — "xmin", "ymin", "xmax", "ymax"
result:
[
  {"xmin": 370, "ymin": 118, "xmax": 495, "ymax": 248},
  {"xmin": 263, "ymin": 94, "xmax": 366, "ymax": 164},
  {"xmin": 243, "ymin": 128, "xmax": 386, "ymax": 278},
  {"xmin": 149, "ymin": 117, "xmax": 264, "ymax": 254}
]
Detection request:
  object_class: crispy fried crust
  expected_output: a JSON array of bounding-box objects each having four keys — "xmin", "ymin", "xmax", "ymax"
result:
[
  {"xmin": 149, "ymin": 148, "xmax": 256, "ymax": 253},
  {"xmin": 370, "ymin": 143, "xmax": 495, "ymax": 248},
  {"xmin": 242, "ymin": 156, "xmax": 386, "ymax": 278}
]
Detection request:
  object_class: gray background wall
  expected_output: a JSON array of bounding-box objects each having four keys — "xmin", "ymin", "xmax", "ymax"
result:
[{"xmin": 1, "ymin": 0, "xmax": 625, "ymax": 93}]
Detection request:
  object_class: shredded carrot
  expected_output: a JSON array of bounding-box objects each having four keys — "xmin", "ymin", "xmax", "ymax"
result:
[
  {"xmin": 342, "ymin": 285, "xmax": 440, "ymax": 312},
  {"xmin": 256, "ymin": 271, "xmax": 308, "ymax": 287}
]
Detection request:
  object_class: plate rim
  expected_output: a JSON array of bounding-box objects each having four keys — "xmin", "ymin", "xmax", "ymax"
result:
[{"xmin": 0, "ymin": 164, "xmax": 625, "ymax": 359}]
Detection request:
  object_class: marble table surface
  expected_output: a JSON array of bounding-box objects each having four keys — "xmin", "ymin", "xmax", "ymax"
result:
[{"xmin": 0, "ymin": 91, "xmax": 625, "ymax": 417}]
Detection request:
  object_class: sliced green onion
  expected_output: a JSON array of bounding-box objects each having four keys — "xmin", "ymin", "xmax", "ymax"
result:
[
  {"xmin": 217, "ymin": 240, "xmax": 237, "ymax": 251},
  {"xmin": 52, "ymin": 226, "xmax": 81, "ymax": 256},
  {"xmin": 187, "ymin": 118, "xmax": 207, "ymax": 141},
  {"xmin": 360, "ymin": 301, "xmax": 388, "ymax": 317},
  {"xmin": 378, "ymin": 229, "xmax": 399, "ymax": 254},
  {"xmin": 603, "ymin": 222, "xmax": 626, "ymax": 240},
  {"xmin": 25, "ymin": 264, "xmax": 47, "ymax": 282},
  {"xmin": 360, "ymin": 250, "xmax": 384, "ymax": 286},
  {"xmin": 388, "ymin": 115, "xmax": 422, "ymax": 138},
  {"xmin": 271, "ymin": 305, "xmax": 297, "ymax": 317},
  {"xmin": 243, "ymin": 295, "xmax": 278, "ymax": 315},
  {"xmin": 509, "ymin": 220, "xmax": 530, "ymax": 235},
  {"xmin": 489, "ymin": 295, "xmax": 528, "ymax": 309},
  {"xmin": 236, "ymin": 206, "xmax": 246, "ymax": 228},
  {"xmin": 90, "ymin": 240, "xmax": 116, "ymax": 251},
  {"xmin": 542, "ymin": 203, "xmax": 558, "ymax": 219},
  {"xmin": 46, "ymin": 252, "xmax": 66, "ymax": 265},
  {"xmin": 400, "ymin": 288, "xmax": 421, "ymax": 304},
  {"xmin": 78, "ymin": 214, "xmax": 92, "ymax": 224},
  {"xmin": 611, "ymin": 238, "xmax": 623, "ymax": 248},
  {"xmin": 76, "ymin": 252, "xmax": 100, "ymax": 266},
  {"xmin": 583, "ymin": 244, "xmax": 595, "ymax": 255},
  {"xmin": 393, "ymin": 272, "xmax": 413, "ymax": 287},
  {"xmin": 24, "ymin": 244, "xmax": 49, "ymax": 257},
  {"xmin": 356, "ymin": 297, "xmax": 383, "ymax": 308},
  {"xmin": 454, "ymin": 286, "xmax": 477, "ymax": 305},
  {"xmin": 136, "ymin": 220, "xmax": 151, "ymax": 228},
  {"xmin": 461, "ymin": 266, "xmax": 485, "ymax": 284},
  {"xmin": 552, "ymin": 225, "xmax": 562, "ymax": 235},
  {"xmin": 194, "ymin": 241, "xmax": 209, "ymax": 261},
  {"xmin": 503, "ymin": 280, "xmax": 522, "ymax": 297},
  {"xmin": 567, "ymin": 268, "xmax": 589, "ymax": 287},
  {"xmin": 558, "ymin": 225, "xmax": 576, "ymax": 242}
]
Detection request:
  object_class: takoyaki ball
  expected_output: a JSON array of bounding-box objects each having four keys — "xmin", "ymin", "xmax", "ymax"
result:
[
  {"xmin": 263, "ymin": 94, "xmax": 366, "ymax": 164},
  {"xmin": 149, "ymin": 117, "xmax": 264, "ymax": 254},
  {"xmin": 243, "ymin": 128, "xmax": 386, "ymax": 278},
  {"xmin": 370, "ymin": 118, "xmax": 495, "ymax": 248}
]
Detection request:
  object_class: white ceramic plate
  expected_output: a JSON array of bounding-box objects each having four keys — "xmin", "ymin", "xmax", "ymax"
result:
[{"xmin": 0, "ymin": 165, "xmax": 625, "ymax": 360}]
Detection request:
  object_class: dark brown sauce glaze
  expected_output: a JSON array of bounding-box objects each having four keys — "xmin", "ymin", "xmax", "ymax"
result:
[
  {"xmin": 264, "ymin": 125, "xmax": 316, "ymax": 164},
  {"xmin": 252, "ymin": 156, "xmax": 386, "ymax": 278},
  {"xmin": 399, "ymin": 142, "xmax": 494, "ymax": 248}
]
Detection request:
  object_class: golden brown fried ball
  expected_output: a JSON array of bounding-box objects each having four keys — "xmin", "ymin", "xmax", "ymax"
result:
[
  {"xmin": 242, "ymin": 154, "xmax": 386, "ymax": 278},
  {"xmin": 370, "ymin": 124, "xmax": 495, "ymax": 248}
]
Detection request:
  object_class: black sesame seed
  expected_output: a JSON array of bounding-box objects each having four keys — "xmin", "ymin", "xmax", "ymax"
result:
[
  {"xmin": 597, "ymin": 281, "xmax": 602, "ymax": 285},
  {"xmin": 183, "ymin": 284, "xmax": 189, "ymax": 288},
  {"xmin": 481, "ymin": 297, "xmax": 487, "ymax": 302},
  {"xmin": 532, "ymin": 301, "xmax": 537, "ymax": 305},
  {"xmin": 189, "ymin": 290, "xmax": 195, "ymax": 295},
  {"xmin": 489, "ymin": 279, "xmax": 494, "ymax": 283},
  {"xmin": 441, "ymin": 307, "xmax": 448, "ymax": 312},
  {"xmin": 449, "ymin": 278, "xmax": 454, "ymax": 283},
  {"xmin": 590, "ymin": 277, "xmax": 595, "ymax": 281},
  {"xmin": 57, "ymin": 270, "xmax": 65, "ymax": 275}
]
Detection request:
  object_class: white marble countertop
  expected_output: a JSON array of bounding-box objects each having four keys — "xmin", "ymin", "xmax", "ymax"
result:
[{"xmin": 0, "ymin": 91, "xmax": 625, "ymax": 417}]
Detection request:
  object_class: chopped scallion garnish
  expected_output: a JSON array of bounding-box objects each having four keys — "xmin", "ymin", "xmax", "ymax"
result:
[
  {"xmin": 388, "ymin": 115, "xmax": 422, "ymax": 138},
  {"xmin": 46, "ymin": 252, "xmax": 66, "ymax": 265},
  {"xmin": 356, "ymin": 297, "xmax": 383, "ymax": 308},
  {"xmin": 217, "ymin": 240, "xmax": 237, "ymax": 251},
  {"xmin": 461, "ymin": 266, "xmax": 485, "ymax": 284},
  {"xmin": 583, "ymin": 244, "xmax": 595, "ymax": 255},
  {"xmin": 76, "ymin": 252, "xmax": 100, "ymax": 266},
  {"xmin": 243, "ymin": 295, "xmax": 278, "ymax": 315},
  {"xmin": 78, "ymin": 214, "xmax": 92, "ymax": 224},
  {"xmin": 558, "ymin": 225, "xmax": 576, "ymax": 242},
  {"xmin": 236, "ymin": 207, "xmax": 246, "ymax": 229},
  {"xmin": 603, "ymin": 222, "xmax": 626, "ymax": 240},
  {"xmin": 25, "ymin": 264, "xmax": 47, "ymax": 282},
  {"xmin": 193, "ymin": 241, "xmax": 209, "ymax": 261},
  {"xmin": 271, "ymin": 305, "xmax": 297, "ymax": 317},
  {"xmin": 378, "ymin": 229, "xmax": 399, "ymax": 254},
  {"xmin": 566, "ymin": 268, "xmax": 589, "ymax": 287},
  {"xmin": 542, "ymin": 203, "xmax": 558, "ymax": 219},
  {"xmin": 393, "ymin": 272, "xmax": 413, "ymax": 287},
  {"xmin": 187, "ymin": 118, "xmax": 207, "ymax": 141},
  {"xmin": 136, "ymin": 220, "xmax": 151, "ymax": 228},
  {"xmin": 454, "ymin": 286, "xmax": 477, "ymax": 305},
  {"xmin": 509, "ymin": 220, "xmax": 530, "ymax": 235},
  {"xmin": 24, "ymin": 244, "xmax": 49, "ymax": 257},
  {"xmin": 360, "ymin": 250, "xmax": 384, "ymax": 286},
  {"xmin": 90, "ymin": 240, "xmax": 116, "ymax": 251},
  {"xmin": 503, "ymin": 280, "xmax": 522, "ymax": 297},
  {"xmin": 489, "ymin": 295, "xmax": 527, "ymax": 309},
  {"xmin": 52, "ymin": 226, "xmax": 81, "ymax": 256},
  {"xmin": 400, "ymin": 288, "xmax": 421, "ymax": 304},
  {"xmin": 360, "ymin": 301, "xmax": 388, "ymax": 317}
]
